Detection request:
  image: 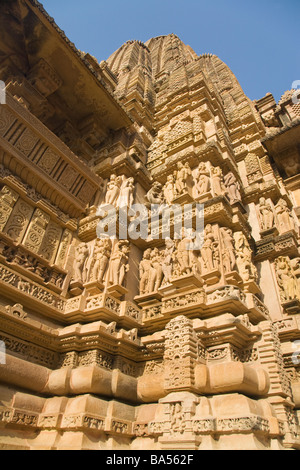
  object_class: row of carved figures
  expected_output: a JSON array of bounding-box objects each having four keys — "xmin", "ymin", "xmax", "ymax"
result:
[
  {"xmin": 103, "ymin": 161, "xmax": 242, "ymax": 210},
  {"xmin": 257, "ymin": 197, "xmax": 296, "ymax": 234},
  {"xmin": 139, "ymin": 226, "xmax": 257, "ymax": 295},
  {"xmin": 146, "ymin": 162, "xmax": 241, "ymax": 205},
  {"xmin": 73, "ymin": 239, "xmax": 130, "ymax": 287}
]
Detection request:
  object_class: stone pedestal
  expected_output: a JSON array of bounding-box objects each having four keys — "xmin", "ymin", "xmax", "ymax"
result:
[
  {"xmin": 69, "ymin": 280, "xmax": 84, "ymax": 296},
  {"xmin": 83, "ymin": 280, "xmax": 105, "ymax": 296},
  {"xmin": 106, "ymin": 284, "xmax": 128, "ymax": 299}
]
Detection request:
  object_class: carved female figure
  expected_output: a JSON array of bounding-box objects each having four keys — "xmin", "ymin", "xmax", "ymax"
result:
[
  {"xmin": 224, "ymin": 172, "xmax": 241, "ymax": 204},
  {"xmin": 118, "ymin": 177, "xmax": 135, "ymax": 208},
  {"xmin": 200, "ymin": 224, "xmax": 215, "ymax": 272},
  {"xmin": 220, "ymin": 227, "xmax": 236, "ymax": 272},
  {"xmin": 90, "ymin": 238, "xmax": 112, "ymax": 283},
  {"xmin": 139, "ymin": 248, "xmax": 156, "ymax": 294},
  {"xmin": 275, "ymin": 256, "xmax": 299, "ymax": 301},
  {"xmin": 258, "ymin": 197, "xmax": 274, "ymax": 231},
  {"xmin": 108, "ymin": 240, "xmax": 130, "ymax": 286},
  {"xmin": 105, "ymin": 174, "xmax": 122, "ymax": 206},
  {"xmin": 162, "ymin": 238, "xmax": 176, "ymax": 284},
  {"xmin": 164, "ymin": 174, "xmax": 176, "ymax": 205},
  {"xmin": 195, "ymin": 162, "xmax": 210, "ymax": 195},
  {"xmin": 274, "ymin": 198, "xmax": 294, "ymax": 233},
  {"xmin": 73, "ymin": 242, "xmax": 90, "ymax": 283},
  {"xmin": 210, "ymin": 166, "xmax": 225, "ymax": 197}
]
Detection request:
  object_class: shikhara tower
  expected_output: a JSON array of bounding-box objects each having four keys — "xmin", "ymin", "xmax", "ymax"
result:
[{"xmin": 0, "ymin": 0, "xmax": 300, "ymax": 450}]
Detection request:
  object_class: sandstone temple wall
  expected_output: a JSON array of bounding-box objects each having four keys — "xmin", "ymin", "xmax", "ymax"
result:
[{"xmin": 0, "ymin": 0, "xmax": 300, "ymax": 450}]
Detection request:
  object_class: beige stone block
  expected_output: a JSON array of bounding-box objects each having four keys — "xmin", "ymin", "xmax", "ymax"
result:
[
  {"xmin": 137, "ymin": 373, "xmax": 166, "ymax": 402},
  {"xmin": 207, "ymin": 362, "xmax": 269, "ymax": 396},
  {"xmin": 111, "ymin": 370, "xmax": 138, "ymax": 402},
  {"xmin": 0, "ymin": 354, "xmax": 50, "ymax": 393},
  {"xmin": 69, "ymin": 366, "xmax": 113, "ymax": 396}
]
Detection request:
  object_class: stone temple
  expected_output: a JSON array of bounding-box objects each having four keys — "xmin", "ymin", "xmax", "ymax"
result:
[{"xmin": 0, "ymin": 0, "xmax": 300, "ymax": 451}]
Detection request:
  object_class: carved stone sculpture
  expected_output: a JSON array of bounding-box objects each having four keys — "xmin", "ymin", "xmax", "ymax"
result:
[
  {"xmin": 139, "ymin": 248, "xmax": 157, "ymax": 294},
  {"xmin": 105, "ymin": 174, "xmax": 123, "ymax": 206},
  {"xmin": 146, "ymin": 182, "xmax": 165, "ymax": 206},
  {"xmin": 195, "ymin": 162, "xmax": 210, "ymax": 196},
  {"xmin": 224, "ymin": 172, "xmax": 241, "ymax": 204},
  {"xmin": 176, "ymin": 229, "xmax": 195, "ymax": 276},
  {"xmin": 108, "ymin": 240, "xmax": 130, "ymax": 286},
  {"xmin": 258, "ymin": 197, "xmax": 275, "ymax": 231},
  {"xmin": 89, "ymin": 238, "xmax": 112, "ymax": 283},
  {"xmin": 174, "ymin": 162, "xmax": 192, "ymax": 196},
  {"xmin": 234, "ymin": 232, "xmax": 257, "ymax": 282},
  {"xmin": 274, "ymin": 256, "xmax": 299, "ymax": 302},
  {"xmin": 73, "ymin": 242, "xmax": 90, "ymax": 283},
  {"xmin": 163, "ymin": 174, "xmax": 176, "ymax": 205},
  {"xmin": 210, "ymin": 165, "xmax": 225, "ymax": 197},
  {"xmin": 200, "ymin": 224, "xmax": 216, "ymax": 272},
  {"xmin": 118, "ymin": 177, "xmax": 135, "ymax": 208},
  {"xmin": 275, "ymin": 198, "xmax": 294, "ymax": 233},
  {"xmin": 220, "ymin": 227, "xmax": 236, "ymax": 272},
  {"xmin": 162, "ymin": 238, "xmax": 176, "ymax": 284}
]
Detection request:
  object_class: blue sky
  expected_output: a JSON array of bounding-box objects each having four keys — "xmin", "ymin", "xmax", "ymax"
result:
[{"xmin": 41, "ymin": 0, "xmax": 299, "ymax": 102}]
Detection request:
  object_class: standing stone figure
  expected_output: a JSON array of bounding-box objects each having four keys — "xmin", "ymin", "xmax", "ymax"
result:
[
  {"xmin": 108, "ymin": 240, "xmax": 130, "ymax": 286},
  {"xmin": 210, "ymin": 166, "xmax": 225, "ymax": 197},
  {"xmin": 258, "ymin": 197, "xmax": 275, "ymax": 231},
  {"xmin": 73, "ymin": 242, "xmax": 90, "ymax": 283},
  {"xmin": 195, "ymin": 162, "xmax": 210, "ymax": 196},
  {"xmin": 162, "ymin": 238, "xmax": 176, "ymax": 284},
  {"xmin": 105, "ymin": 174, "xmax": 123, "ymax": 207},
  {"xmin": 164, "ymin": 174, "xmax": 176, "ymax": 205},
  {"xmin": 139, "ymin": 248, "xmax": 156, "ymax": 294},
  {"xmin": 200, "ymin": 224, "xmax": 215, "ymax": 272},
  {"xmin": 275, "ymin": 256, "xmax": 299, "ymax": 302},
  {"xmin": 176, "ymin": 229, "xmax": 194, "ymax": 276},
  {"xmin": 89, "ymin": 238, "xmax": 112, "ymax": 283},
  {"xmin": 174, "ymin": 162, "xmax": 192, "ymax": 196},
  {"xmin": 118, "ymin": 177, "xmax": 135, "ymax": 208},
  {"xmin": 224, "ymin": 172, "xmax": 241, "ymax": 204},
  {"xmin": 150, "ymin": 248, "xmax": 164, "ymax": 291},
  {"xmin": 220, "ymin": 227, "xmax": 236, "ymax": 272},
  {"xmin": 275, "ymin": 198, "xmax": 294, "ymax": 233},
  {"xmin": 234, "ymin": 232, "xmax": 257, "ymax": 282}
]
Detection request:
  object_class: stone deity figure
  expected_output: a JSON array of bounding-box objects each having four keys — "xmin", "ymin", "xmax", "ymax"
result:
[
  {"xmin": 275, "ymin": 256, "xmax": 299, "ymax": 302},
  {"xmin": 195, "ymin": 162, "xmax": 210, "ymax": 196},
  {"xmin": 174, "ymin": 162, "xmax": 192, "ymax": 196},
  {"xmin": 200, "ymin": 224, "xmax": 216, "ymax": 272},
  {"xmin": 108, "ymin": 240, "xmax": 130, "ymax": 286},
  {"xmin": 258, "ymin": 197, "xmax": 274, "ymax": 231},
  {"xmin": 162, "ymin": 238, "xmax": 176, "ymax": 284},
  {"xmin": 139, "ymin": 248, "xmax": 156, "ymax": 294},
  {"xmin": 164, "ymin": 174, "xmax": 176, "ymax": 205},
  {"xmin": 118, "ymin": 177, "xmax": 135, "ymax": 208},
  {"xmin": 220, "ymin": 227, "xmax": 236, "ymax": 272},
  {"xmin": 176, "ymin": 229, "xmax": 194, "ymax": 276},
  {"xmin": 274, "ymin": 198, "xmax": 294, "ymax": 233},
  {"xmin": 224, "ymin": 172, "xmax": 241, "ymax": 204},
  {"xmin": 105, "ymin": 174, "xmax": 123, "ymax": 207},
  {"xmin": 150, "ymin": 248, "xmax": 164, "ymax": 291},
  {"xmin": 234, "ymin": 232, "xmax": 257, "ymax": 282},
  {"xmin": 73, "ymin": 242, "xmax": 90, "ymax": 283},
  {"xmin": 210, "ymin": 166, "xmax": 225, "ymax": 197},
  {"xmin": 89, "ymin": 238, "xmax": 112, "ymax": 283}
]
